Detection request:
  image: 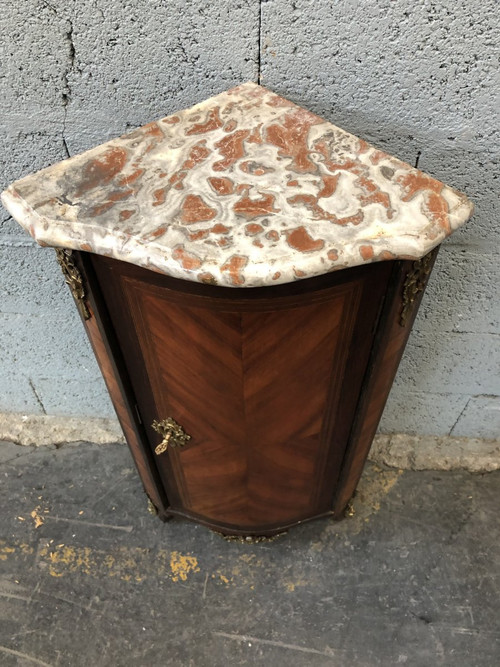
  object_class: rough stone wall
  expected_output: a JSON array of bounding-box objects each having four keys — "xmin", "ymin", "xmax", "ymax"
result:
[{"xmin": 1, "ymin": 0, "xmax": 498, "ymax": 438}]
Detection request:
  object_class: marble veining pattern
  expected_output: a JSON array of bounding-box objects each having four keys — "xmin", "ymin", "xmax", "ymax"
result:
[{"xmin": 1, "ymin": 82, "xmax": 473, "ymax": 287}]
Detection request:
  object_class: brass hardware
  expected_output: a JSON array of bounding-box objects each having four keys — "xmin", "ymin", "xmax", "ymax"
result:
[
  {"xmin": 152, "ymin": 417, "xmax": 190, "ymax": 455},
  {"xmin": 55, "ymin": 248, "xmax": 90, "ymax": 320},
  {"xmin": 145, "ymin": 491, "xmax": 158, "ymax": 516},
  {"xmin": 147, "ymin": 498, "xmax": 158, "ymax": 516},
  {"xmin": 213, "ymin": 531, "xmax": 287, "ymax": 544},
  {"xmin": 345, "ymin": 502, "xmax": 356, "ymax": 517},
  {"xmin": 399, "ymin": 248, "xmax": 437, "ymax": 327}
]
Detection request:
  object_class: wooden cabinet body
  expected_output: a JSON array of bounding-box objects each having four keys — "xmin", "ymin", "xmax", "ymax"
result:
[
  {"xmin": 72, "ymin": 249, "xmax": 437, "ymax": 536},
  {"xmin": 3, "ymin": 82, "xmax": 470, "ymax": 537}
]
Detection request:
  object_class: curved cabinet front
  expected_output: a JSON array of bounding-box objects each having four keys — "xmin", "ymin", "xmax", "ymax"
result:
[{"xmin": 88, "ymin": 254, "xmax": 393, "ymax": 535}]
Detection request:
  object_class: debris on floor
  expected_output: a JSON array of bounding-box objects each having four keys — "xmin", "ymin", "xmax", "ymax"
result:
[{"xmin": 1, "ymin": 441, "xmax": 499, "ymax": 666}]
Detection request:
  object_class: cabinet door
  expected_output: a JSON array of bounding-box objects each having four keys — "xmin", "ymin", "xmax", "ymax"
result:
[{"xmin": 92, "ymin": 257, "xmax": 390, "ymax": 532}]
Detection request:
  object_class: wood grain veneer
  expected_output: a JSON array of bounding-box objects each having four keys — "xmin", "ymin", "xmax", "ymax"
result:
[{"xmin": 69, "ymin": 249, "xmax": 435, "ymax": 535}]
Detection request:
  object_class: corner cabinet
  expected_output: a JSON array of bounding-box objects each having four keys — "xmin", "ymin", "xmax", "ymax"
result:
[
  {"xmin": 66, "ymin": 248, "xmax": 437, "ymax": 536},
  {"xmin": 3, "ymin": 82, "xmax": 471, "ymax": 538}
]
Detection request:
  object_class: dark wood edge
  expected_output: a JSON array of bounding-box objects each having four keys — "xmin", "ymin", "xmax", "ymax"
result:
[
  {"xmin": 314, "ymin": 261, "xmax": 393, "ymax": 511},
  {"xmin": 95, "ymin": 254, "xmax": 391, "ymax": 309},
  {"xmin": 119, "ymin": 273, "xmax": 188, "ymax": 508},
  {"xmin": 330, "ymin": 246, "xmax": 440, "ymax": 517},
  {"xmin": 162, "ymin": 506, "xmax": 336, "ymax": 537},
  {"xmin": 312, "ymin": 278, "xmax": 364, "ymax": 508},
  {"xmin": 72, "ymin": 250, "xmax": 169, "ymax": 516}
]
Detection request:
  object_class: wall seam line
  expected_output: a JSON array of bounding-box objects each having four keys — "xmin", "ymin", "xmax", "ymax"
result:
[
  {"xmin": 257, "ymin": 0, "xmax": 262, "ymax": 84},
  {"xmin": 449, "ymin": 396, "xmax": 471, "ymax": 437}
]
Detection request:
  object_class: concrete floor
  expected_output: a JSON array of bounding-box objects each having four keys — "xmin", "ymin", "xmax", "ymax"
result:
[{"xmin": 1, "ymin": 441, "xmax": 499, "ymax": 667}]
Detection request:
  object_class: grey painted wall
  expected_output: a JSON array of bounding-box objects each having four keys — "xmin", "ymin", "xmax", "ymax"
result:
[{"xmin": 1, "ymin": 0, "xmax": 498, "ymax": 438}]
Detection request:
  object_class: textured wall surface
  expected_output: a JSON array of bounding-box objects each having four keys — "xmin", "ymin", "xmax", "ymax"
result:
[{"xmin": 1, "ymin": 0, "xmax": 498, "ymax": 437}]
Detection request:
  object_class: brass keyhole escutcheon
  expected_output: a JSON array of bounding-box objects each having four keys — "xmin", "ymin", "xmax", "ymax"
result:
[{"xmin": 152, "ymin": 417, "xmax": 191, "ymax": 455}]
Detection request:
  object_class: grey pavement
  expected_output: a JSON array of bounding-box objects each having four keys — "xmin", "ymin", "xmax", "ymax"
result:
[{"xmin": 1, "ymin": 441, "xmax": 499, "ymax": 666}]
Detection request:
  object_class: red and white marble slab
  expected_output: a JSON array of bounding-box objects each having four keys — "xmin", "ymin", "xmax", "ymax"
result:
[{"xmin": 2, "ymin": 82, "xmax": 473, "ymax": 287}]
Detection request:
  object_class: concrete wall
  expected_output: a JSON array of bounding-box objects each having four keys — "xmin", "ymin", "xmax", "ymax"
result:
[{"xmin": 1, "ymin": 0, "xmax": 498, "ymax": 438}]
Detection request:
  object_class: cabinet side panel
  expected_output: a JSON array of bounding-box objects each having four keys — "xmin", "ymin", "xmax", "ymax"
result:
[
  {"xmin": 332, "ymin": 248, "xmax": 440, "ymax": 516},
  {"xmin": 74, "ymin": 252, "xmax": 169, "ymax": 514}
]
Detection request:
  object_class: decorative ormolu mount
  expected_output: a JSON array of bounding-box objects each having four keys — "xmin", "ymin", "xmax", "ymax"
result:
[
  {"xmin": 400, "ymin": 249, "xmax": 437, "ymax": 327},
  {"xmin": 152, "ymin": 417, "xmax": 191, "ymax": 455},
  {"xmin": 213, "ymin": 531, "xmax": 287, "ymax": 544},
  {"xmin": 147, "ymin": 497, "xmax": 158, "ymax": 516},
  {"xmin": 345, "ymin": 502, "xmax": 356, "ymax": 517},
  {"xmin": 55, "ymin": 248, "xmax": 91, "ymax": 320}
]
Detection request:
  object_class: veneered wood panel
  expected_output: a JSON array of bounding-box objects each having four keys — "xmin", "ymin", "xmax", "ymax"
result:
[
  {"xmin": 87, "ymin": 253, "xmax": 397, "ymax": 534},
  {"xmin": 124, "ymin": 278, "xmax": 358, "ymax": 528},
  {"xmin": 125, "ymin": 287, "xmax": 247, "ymax": 520}
]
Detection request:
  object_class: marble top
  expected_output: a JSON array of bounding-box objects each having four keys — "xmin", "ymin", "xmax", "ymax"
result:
[{"xmin": 2, "ymin": 82, "xmax": 473, "ymax": 287}]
